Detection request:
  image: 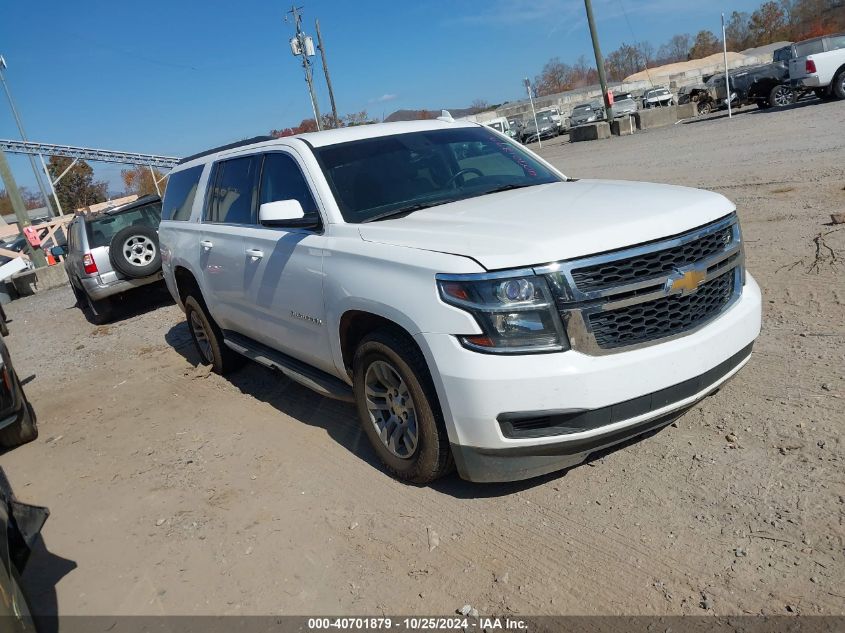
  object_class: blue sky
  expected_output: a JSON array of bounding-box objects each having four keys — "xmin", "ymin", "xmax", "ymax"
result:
[{"xmin": 1, "ymin": 0, "xmax": 764, "ymax": 195}]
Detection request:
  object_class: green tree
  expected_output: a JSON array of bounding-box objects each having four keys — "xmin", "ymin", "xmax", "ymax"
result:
[
  {"xmin": 748, "ymin": 1, "xmax": 788, "ymax": 45},
  {"xmin": 46, "ymin": 156, "xmax": 107, "ymax": 212},
  {"xmin": 120, "ymin": 166, "xmax": 168, "ymax": 198},
  {"xmin": 689, "ymin": 30, "xmax": 722, "ymax": 59},
  {"xmin": 725, "ymin": 11, "xmax": 751, "ymax": 50}
]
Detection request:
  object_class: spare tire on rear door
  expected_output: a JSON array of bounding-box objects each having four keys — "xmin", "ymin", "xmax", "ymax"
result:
[{"xmin": 109, "ymin": 224, "xmax": 162, "ymax": 279}]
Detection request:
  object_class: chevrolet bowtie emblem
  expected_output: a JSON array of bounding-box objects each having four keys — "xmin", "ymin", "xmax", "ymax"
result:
[{"xmin": 667, "ymin": 268, "xmax": 707, "ymax": 295}]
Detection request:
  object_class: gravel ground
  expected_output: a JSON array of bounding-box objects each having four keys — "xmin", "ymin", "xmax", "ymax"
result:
[{"xmin": 1, "ymin": 98, "xmax": 843, "ymax": 618}]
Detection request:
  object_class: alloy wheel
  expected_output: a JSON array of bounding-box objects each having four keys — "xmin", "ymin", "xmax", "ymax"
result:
[
  {"xmin": 189, "ymin": 311, "xmax": 213, "ymax": 364},
  {"xmin": 364, "ymin": 360, "xmax": 418, "ymax": 459}
]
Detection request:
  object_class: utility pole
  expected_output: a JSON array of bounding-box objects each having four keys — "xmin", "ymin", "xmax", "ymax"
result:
[
  {"xmin": 0, "ymin": 150, "xmax": 47, "ymax": 267},
  {"xmin": 583, "ymin": 0, "xmax": 613, "ymax": 121},
  {"xmin": 315, "ymin": 19, "xmax": 339, "ymax": 128},
  {"xmin": 0, "ymin": 55, "xmax": 59, "ymax": 216},
  {"xmin": 721, "ymin": 13, "xmax": 732, "ymax": 118},
  {"xmin": 286, "ymin": 6, "xmax": 322, "ymax": 130}
]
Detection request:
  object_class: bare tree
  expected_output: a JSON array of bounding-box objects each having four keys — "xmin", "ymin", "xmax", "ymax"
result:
[{"xmin": 657, "ymin": 33, "xmax": 692, "ymax": 63}]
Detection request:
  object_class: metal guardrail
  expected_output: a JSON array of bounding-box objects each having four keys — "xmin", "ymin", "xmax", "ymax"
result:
[{"xmin": 0, "ymin": 139, "xmax": 179, "ymax": 168}]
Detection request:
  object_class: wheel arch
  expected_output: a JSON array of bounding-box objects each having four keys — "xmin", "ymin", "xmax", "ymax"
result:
[{"xmin": 173, "ymin": 265, "xmax": 203, "ymax": 309}]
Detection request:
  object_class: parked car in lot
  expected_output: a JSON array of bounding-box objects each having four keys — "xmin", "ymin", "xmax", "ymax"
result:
[
  {"xmin": 789, "ymin": 33, "xmax": 845, "ymax": 100},
  {"xmin": 56, "ymin": 194, "xmax": 163, "ymax": 324},
  {"xmin": 0, "ymin": 337, "xmax": 37, "ymax": 449},
  {"xmin": 642, "ymin": 87, "xmax": 674, "ymax": 108},
  {"xmin": 537, "ymin": 106, "xmax": 564, "ymax": 134},
  {"xmin": 569, "ymin": 102, "xmax": 603, "ymax": 126},
  {"xmin": 161, "ymin": 120, "xmax": 761, "ymax": 484},
  {"xmin": 483, "ymin": 116, "xmax": 515, "ymax": 139},
  {"xmin": 506, "ymin": 115, "xmax": 524, "ymax": 140},
  {"xmin": 611, "ymin": 97, "xmax": 637, "ymax": 118},
  {"xmin": 521, "ymin": 111, "xmax": 557, "ymax": 143},
  {"xmin": 0, "ymin": 468, "xmax": 49, "ymax": 632}
]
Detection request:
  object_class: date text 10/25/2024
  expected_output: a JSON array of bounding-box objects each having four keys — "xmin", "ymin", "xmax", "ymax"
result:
[{"xmin": 306, "ymin": 617, "xmax": 529, "ymax": 631}]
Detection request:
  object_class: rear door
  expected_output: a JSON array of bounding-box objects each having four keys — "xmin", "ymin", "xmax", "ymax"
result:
[
  {"xmin": 199, "ymin": 154, "xmax": 261, "ymax": 332},
  {"xmin": 237, "ymin": 150, "xmax": 334, "ymax": 374}
]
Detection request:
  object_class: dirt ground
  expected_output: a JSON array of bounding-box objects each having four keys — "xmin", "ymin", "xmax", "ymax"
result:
[{"xmin": 2, "ymin": 99, "xmax": 843, "ymax": 618}]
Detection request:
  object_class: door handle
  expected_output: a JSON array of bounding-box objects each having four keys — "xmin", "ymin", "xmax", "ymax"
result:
[
  {"xmin": 200, "ymin": 240, "xmax": 214, "ymax": 250},
  {"xmin": 245, "ymin": 248, "xmax": 264, "ymax": 260}
]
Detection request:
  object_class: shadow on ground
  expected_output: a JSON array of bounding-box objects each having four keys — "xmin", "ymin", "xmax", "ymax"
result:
[{"xmin": 165, "ymin": 321, "xmax": 684, "ymax": 498}]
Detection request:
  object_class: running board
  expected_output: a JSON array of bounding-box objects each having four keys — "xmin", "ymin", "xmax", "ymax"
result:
[{"xmin": 223, "ymin": 331, "xmax": 354, "ymax": 403}]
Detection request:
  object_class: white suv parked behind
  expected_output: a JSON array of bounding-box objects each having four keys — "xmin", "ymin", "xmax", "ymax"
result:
[{"xmin": 160, "ymin": 120, "xmax": 761, "ymax": 484}]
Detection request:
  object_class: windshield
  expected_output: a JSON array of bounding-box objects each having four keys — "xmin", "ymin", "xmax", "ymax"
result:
[
  {"xmin": 573, "ymin": 105, "xmax": 592, "ymax": 114},
  {"xmin": 489, "ymin": 122, "xmax": 504, "ymax": 132},
  {"xmin": 85, "ymin": 202, "xmax": 161, "ymax": 248},
  {"xmin": 313, "ymin": 127, "xmax": 561, "ymax": 223}
]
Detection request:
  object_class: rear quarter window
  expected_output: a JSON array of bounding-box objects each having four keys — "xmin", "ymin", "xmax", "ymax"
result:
[
  {"xmin": 795, "ymin": 39, "xmax": 825, "ymax": 57},
  {"xmin": 162, "ymin": 165, "xmax": 204, "ymax": 221}
]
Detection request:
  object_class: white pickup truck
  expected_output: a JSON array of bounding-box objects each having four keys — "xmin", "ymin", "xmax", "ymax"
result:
[
  {"xmin": 789, "ymin": 33, "xmax": 845, "ymax": 100},
  {"xmin": 160, "ymin": 120, "xmax": 761, "ymax": 484}
]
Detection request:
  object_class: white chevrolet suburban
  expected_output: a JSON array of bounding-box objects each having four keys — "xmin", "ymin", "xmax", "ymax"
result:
[{"xmin": 160, "ymin": 120, "xmax": 761, "ymax": 484}]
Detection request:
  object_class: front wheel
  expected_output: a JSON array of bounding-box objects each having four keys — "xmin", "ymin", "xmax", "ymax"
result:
[
  {"xmin": 352, "ymin": 330, "xmax": 453, "ymax": 483},
  {"xmin": 697, "ymin": 101, "xmax": 712, "ymax": 115},
  {"xmin": 0, "ymin": 396, "xmax": 37, "ymax": 448}
]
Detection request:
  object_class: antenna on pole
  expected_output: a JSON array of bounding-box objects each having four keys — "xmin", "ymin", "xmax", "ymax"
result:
[{"xmin": 286, "ymin": 5, "xmax": 322, "ymax": 130}]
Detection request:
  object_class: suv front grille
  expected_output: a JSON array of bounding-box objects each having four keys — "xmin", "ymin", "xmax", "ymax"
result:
[
  {"xmin": 570, "ymin": 225, "xmax": 733, "ymax": 292},
  {"xmin": 587, "ymin": 270, "xmax": 735, "ymax": 349},
  {"xmin": 537, "ymin": 214, "xmax": 744, "ymax": 355}
]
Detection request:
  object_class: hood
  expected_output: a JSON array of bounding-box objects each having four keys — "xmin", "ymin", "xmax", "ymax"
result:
[{"xmin": 358, "ymin": 180, "xmax": 734, "ymax": 271}]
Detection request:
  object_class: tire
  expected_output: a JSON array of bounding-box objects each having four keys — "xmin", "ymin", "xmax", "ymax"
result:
[
  {"xmin": 769, "ymin": 84, "xmax": 794, "ymax": 108},
  {"xmin": 352, "ymin": 329, "xmax": 453, "ymax": 484},
  {"xmin": 833, "ymin": 70, "xmax": 845, "ymax": 100},
  {"xmin": 109, "ymin": 224, "xmax": 161, "ymax": 279},
  {"xmin": 83, "ymin": 292, "xmax": 112, "ymax": 325},
  {"xmin": 697, "ymin": 101, "xmax": 712, "ymax": 115},
  {"xmin": 0, "ymin": 395, "xmax": 38, "ymax": 448},
  {"xmin": 183, "ymin": 295, "xmax": 243, "ymax": 374}
]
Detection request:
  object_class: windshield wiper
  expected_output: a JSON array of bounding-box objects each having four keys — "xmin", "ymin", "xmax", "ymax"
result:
[
  {"xmin": 478, "ymin": 183, "xmax": 535, "ymax": 196},
  {"xmin": 363, "ymin": 200, "xmax": 451, "ymax": 223}
]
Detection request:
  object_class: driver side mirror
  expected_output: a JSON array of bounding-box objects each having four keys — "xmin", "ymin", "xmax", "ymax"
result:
[{"xmin": 258, "ymin": 200, "xmax": 319, "ymax": 229}]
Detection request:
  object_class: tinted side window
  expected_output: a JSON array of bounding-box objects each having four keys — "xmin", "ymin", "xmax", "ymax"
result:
[
  {"xmin": 259, "ymin": 153, "xmax": 320, "ymax": 225},
  {"xmin": 205, "ymin": 156, "xmax": 261, "ymax": 224},
  {"xmin": 162, "ymin": 165, "xmax": 203, "ymax": 221}
]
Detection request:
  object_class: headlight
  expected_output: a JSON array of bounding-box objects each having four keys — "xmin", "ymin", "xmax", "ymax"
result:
[{"xmin": 437, "ymin": 272, "xmax": 569, "ymax": 354}]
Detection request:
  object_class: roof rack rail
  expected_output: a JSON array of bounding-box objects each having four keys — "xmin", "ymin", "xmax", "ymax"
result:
[{"xmin": 177, "ymin": 135, "xmax": 275, "ymax": 165}]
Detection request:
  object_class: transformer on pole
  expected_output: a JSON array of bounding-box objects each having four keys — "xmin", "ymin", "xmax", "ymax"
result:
[{"xmin": 286, "ymin": 6, "xmax": 322, "ymax": 131}]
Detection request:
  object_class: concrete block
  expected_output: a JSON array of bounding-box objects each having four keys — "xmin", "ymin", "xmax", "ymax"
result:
[
  {"xmin": 33, "ymin": 264, "xmax": 69, "ymax": 292},
  {"xmin": 610, "ymin": 117, "xmax": 635, "ymax": 136},
  {"xmin": 634, "ymin": 106, "xmax": 678, "ymax": 130},
  {"xmin": 676, "ymin": 103, "xmax": 698, "ymax": 119},
  {"xmin": 570, "ymin": 122, "xmax": 611, "ymax": 142}
]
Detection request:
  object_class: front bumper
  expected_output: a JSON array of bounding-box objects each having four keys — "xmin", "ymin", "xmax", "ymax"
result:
[
  {"xmin": 416, "ymin": 274, "xmax": 761, "ymax": 482},
  {"xmin": 81, "ymin": 270, "xmax": 163, "ymax": 301}
]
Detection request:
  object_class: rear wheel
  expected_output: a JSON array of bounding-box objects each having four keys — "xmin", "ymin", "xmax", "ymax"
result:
[
  {"xmin": 84, "ymin": 292, "xmax": 112, "ymax": 325},
  {"xmin": 184, "ymin": 295, "xmax": 243, "ymax": 374},
  {"xmin": 769, "ymin": 84, "xmax": 794, "ymax": 108},
  {"xmin": 352, "ymin": 329, "xmax": 453, "ymax": 484},
  {"xmin": 833, "ymin": 70, "xmax": 845, "ymax": 100}
]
